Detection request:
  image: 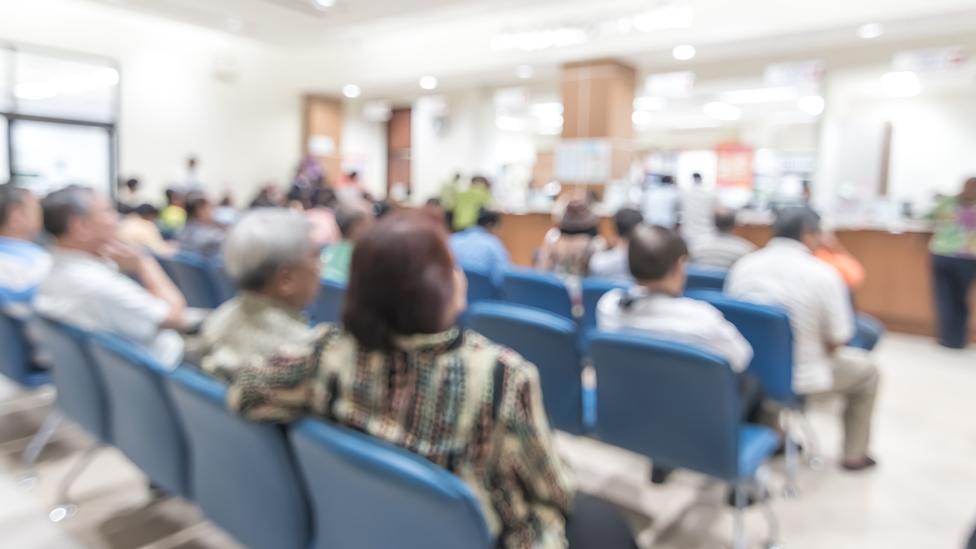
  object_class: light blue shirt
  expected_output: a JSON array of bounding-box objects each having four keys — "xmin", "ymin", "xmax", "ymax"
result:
[
  {"xmin": 449, "ymin": 227, "xmax": 510, "ymax": 284},
  {"xmin": 0, "ymin": 236, "xmax": 51, "ymax": 303}
]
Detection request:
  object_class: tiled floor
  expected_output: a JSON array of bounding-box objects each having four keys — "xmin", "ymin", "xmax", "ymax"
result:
[{"xmin": 1, "ymin": 333, "xmax": 974, "ymax": 549}]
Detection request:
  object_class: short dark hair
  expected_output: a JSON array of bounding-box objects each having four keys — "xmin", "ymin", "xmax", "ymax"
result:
[
  {"xmin": 124, "ymin": 178, "xmax": 139, "ymax": 191},
  {"xmin": 714, "ymin": 208, "xmax": 737, "ymax": 233},
  {"xmin": 471, "ymin": 175, "xmax": 490, "ymax": 188},
  {"xmin": 335, "ymin": 206, "xmax": 366, "ymax": 238},
  {"xmin": 774, "ymin": 207, "xmax": 821, "ymax": 241},
  {"xmin": 628, "ymin": 225, "xmax": 689, "ymax": 282},
  {"xmin": 0, "ymin": 184, "xmax": 30, "ymax": 229},
  {"xmin": 692, "ymin": 172, "xmax": 703, "ymax": 182},
  {"xmin": 42, "ymin": 186, "xmax": 94, "ymax": 237},
  {"xmin": 185, "ymin": 193, "xmax": 211, "ymax": 220},
  {"xmin": 133, "ymin": 203, "xmax": 160, "ymax": 218},
  {"xmin": 613, "ymin": 208, "xmax": 643, "ymax": 239},
  {"xmin": 343, "ymin": 211, "xmax": 456, "ymax": 350},
  {"xmin": 477, "ymin": 209, "xmax": 500, "ymax": 228}
]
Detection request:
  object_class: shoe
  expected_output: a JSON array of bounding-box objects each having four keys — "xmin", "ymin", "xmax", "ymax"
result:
[
  {"xmin": 841, "ymin": 456, "xmax": 877, "ymax": 472},
  {"xmin": 650, "ymin": 466, "xmax": 673, "ymax": 485},
  {"xmin": 773, "ymin": 437, "xmax": 802, "ymax": 457},
  {"xmin": 726, "ymin": 486, "xmax": 768, "ymax": 508}
]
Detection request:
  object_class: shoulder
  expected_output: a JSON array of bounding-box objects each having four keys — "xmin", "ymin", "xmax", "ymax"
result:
[{"xmin": 462, "ymin": 330, "xmax": 538, "ymax": 381}]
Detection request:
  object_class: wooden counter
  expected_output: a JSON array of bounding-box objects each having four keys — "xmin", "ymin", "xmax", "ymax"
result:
[{"xmin": 497, "ymin": 212, "xmax": 976, "ymax": 342}]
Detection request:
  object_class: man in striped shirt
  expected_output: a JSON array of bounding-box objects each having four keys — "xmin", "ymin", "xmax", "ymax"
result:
[
  {"xmin": 727, "ymin": 207, "xmax": 880, "ymax": 471},
  {"xmin": 689, "ymin": 208, "xmax": 756, "ymax": 270}
]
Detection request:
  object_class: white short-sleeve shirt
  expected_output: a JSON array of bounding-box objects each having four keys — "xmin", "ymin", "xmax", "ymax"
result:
[
  {"xmin": 726, "ymin": 237, "xmax": 855, "ymax": 393},
  {"xmin": 597, "ymin": 288, "xmax": 753, "ymax": 373},
  {"xmin": 35, "ymin": 249, "xmax": 184, "ymax": 369}
]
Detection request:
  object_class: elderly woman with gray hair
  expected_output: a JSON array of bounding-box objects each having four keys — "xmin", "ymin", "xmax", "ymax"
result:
[{"xmin": 193, "ymin": 208, "xmax": 322, "ymax": 381}]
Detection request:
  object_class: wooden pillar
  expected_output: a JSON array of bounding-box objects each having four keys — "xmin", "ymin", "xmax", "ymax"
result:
[{"xmin": 302, "ymin": 94, "xmax": 343, "ymax": 184}]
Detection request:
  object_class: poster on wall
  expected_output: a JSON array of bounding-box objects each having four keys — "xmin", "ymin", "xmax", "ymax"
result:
[
  {"xmin": 555, "ymin": 139, "xmax": 612, "ymax": 183},
  {"xmin": 715, "ymin": 143, "xmax": 754, "ymax": 190}
]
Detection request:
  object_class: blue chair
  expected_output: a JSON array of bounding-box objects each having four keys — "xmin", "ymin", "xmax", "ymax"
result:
[
  {"xmin": 212, "ymin": 263, "xmax": 238, "ymax": 304},
  {"xmin": 167, "ymin": 367, "xmax": 311, "ymax": 549},
  {"xmin": 685, "ymin": 266, "xmax": 728, "ymax": 292},
  {"xmin": 87, "ymin": 333, "xmax": 190, "ymax": 498},
  {"xmin": 589, "ymin": 332, "xmax": 780, "ymax": 549},
  {"xmin": 158, "ymin": 252, "xmax": 222, "ymax": 309},
  {"xmin": 289, "ymin": 418, "xmax": 493, "ymax": 549},
  {"xmin": 850, "ymin": 312, "xmax": 884, "ymax": 351},
  {"xmin": 502, "ymin": 269, "xmax": 574, "ymax": 321},
  {"xmin": 467, "ymin": 302, "xmax": 585, "ymax": 434},
  {"xmin": 308, "ymin": 279, "xmax": 346, "ymax": 324},
  {"xmin": 464, "ymin": 267, "xmax": 502, "ymax": 304},
  {"xmin": 580, "ymin": 278, "xmax": 631, "ymax": 336},
  {"xmin": 0, "ymin": 302, "xmax": 49, "ymax": 389}
]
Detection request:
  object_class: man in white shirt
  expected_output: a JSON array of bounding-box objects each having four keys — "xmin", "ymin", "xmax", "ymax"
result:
[
  {"xmin": 641, "ymin": 175, "xmax": 680, "ymax": 229},
  {"xmin": 690, "ymin": 208, "xmax": 757, "ymax": 270},
  {"xmin": 680, "ymin": 172, "xmax": 717, "ymax": 244},
  {"xmin": 588, "ymin": 207, "xmax": 643, "ymax": 283},
  {"xmin": 0, "ymin": 184, "xmax": 50, "ymax": 302},
  {"xmin": 35, "ymin": 186, "xmax": 189, "ymax": 369},
  {"xmin": 727, "ymin": 207, "xmax": 880, "ymax": 471}
]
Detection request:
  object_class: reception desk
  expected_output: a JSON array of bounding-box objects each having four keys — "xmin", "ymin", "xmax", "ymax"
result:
[{"xmin": 497, "ymin": 212, "xmax": 976, "ymax": 342}]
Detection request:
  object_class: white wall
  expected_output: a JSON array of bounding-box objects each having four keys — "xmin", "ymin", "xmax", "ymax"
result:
[
  {"xmin": 1, "ymin": 0, "xmax": 302, "ymax": 205},
  {"xmin": 340, "ymin": 102, "xmax": 387, "ymax": 198}
]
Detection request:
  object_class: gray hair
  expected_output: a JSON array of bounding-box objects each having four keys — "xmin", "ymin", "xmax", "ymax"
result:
[
  {"xmin": 0, "ymin": 183, "xmax": 30, "ymax": 229},
  {"xmin": 42, "ymin": 185, "xmax": 94, "ymax": 237},
  {"xmin": 223, "ymin": 208, "xmax": 314, "ymax": 291}
]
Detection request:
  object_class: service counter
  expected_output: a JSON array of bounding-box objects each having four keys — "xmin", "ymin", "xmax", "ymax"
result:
[{"xmin": 497, "ymin": 212, "xmax": 976, "ymax": 343}]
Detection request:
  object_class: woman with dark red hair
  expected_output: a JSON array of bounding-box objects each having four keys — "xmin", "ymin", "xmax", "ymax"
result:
[{"xmin": 228, "ymin": 210, "xmax": 636, "ymax": 549}]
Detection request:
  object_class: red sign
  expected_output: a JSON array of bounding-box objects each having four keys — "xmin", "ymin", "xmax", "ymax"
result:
[{"xmin": 716, "ymin": 144, "xmax": 753, "ymax": 189}]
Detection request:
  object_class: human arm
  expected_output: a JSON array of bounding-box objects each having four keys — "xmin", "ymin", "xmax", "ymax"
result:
[
  {"xmin": 821, "ymin": 269, "xmax": 856, "ymax": 354},
  {"xmin": 102, "ymin": 241, "xmax": 187, "ymax": 329}
]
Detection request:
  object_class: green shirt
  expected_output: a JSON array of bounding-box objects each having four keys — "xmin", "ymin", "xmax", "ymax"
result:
[
  {"xmin": 452, "ymin": 185, "xmax": 492, "ymax": 231},
  {"xmin": 929, "ymin": 197, "xmax": 976, "ymax": 258},
  {"xmin": 321, "ymin": 240, "xmax": 354, "ymax": 284}
]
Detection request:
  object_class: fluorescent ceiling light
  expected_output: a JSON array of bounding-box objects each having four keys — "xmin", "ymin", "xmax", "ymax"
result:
[
  {"xmin": 633, "ymin": 96, "xmax": 668, "ymax": 111},
  {"xmin": 633, "ymin": 5, "xmax": 694, "ymax": 32},
  {"xmin": 632, "ymin": 110, "xmax": 654, "ymax": 126},
  {"xmin": 312, "ymin": 0, "xmax": 335, "ymax": 9},
  {"xmin": 703, "ymin": 101, "xmax": 741, "ymax": 121},
  {"xmin": 491, "ymin": 28, "xmax": 588, "ymax": 52},
  {"xmin": 93, "ymin": 67, "xmax": 120, "ymax": 87},
  {"xmin": 672, "ymin": 44, "xmax": 696, "ymax": 61},
  {"xmin": 515, "ymin": 65, "xmax": 534, "ymax": 80},
  {"xmin": 530, "ymin": 102, "xmax": 563, "ymax": 118},
  {"xmin": 881, "ymin": 71, "xmax": 920, "ymax": 98},
  {"xmin": 720, "ymin": 87, "xmax": 796, "ymax": 104},
  {"xmin": 14, "ymin": 82, "xmax": 57, "ymax": 101},
  {"xmin": 857, "ymin": 23, "xmax": 884, "ymax": 39},
  {"xmin": 342, "ymin": 84, "xmax": 361, "ymax": 99},
  {"xmin": 496, "ymin": 115, "xmax": 526, "ymax": 132},
  {"xmin": 797, "ymin": 95, "xmax": 825, "ymax": 116},
  {"xmin": 419, "ymin": 75, "xmax": 438, "ymax": 91}
]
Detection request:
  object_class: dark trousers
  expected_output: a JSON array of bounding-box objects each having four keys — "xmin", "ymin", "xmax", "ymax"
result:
[
  {"xmin": 565, "ymin": 493, "xmax": 639, "ymax": 549},
  {"xmin": 932, "ymin": 254, "xmax": 976, "ymax": 349}
]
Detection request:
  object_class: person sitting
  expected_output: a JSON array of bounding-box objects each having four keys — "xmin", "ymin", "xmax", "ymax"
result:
[
  {"xmin": 35, "ymin": 186, "xmax": 188, "ymax": 369},
  {"xmin": 588, "ymin": 208, "xmax": 643, "ymax": 282},
  {"xmin": 727, "ymin": 207, "xmax": 880, "ymax": 472},
  {"xmin": 451, "ymin": 175, "xmax": 493, "ymax": 231},
  {"xmin": 536, "ymin": 200, "xmax": 606, "ymax": 278},
  {"xmin": 118, "ymin": 203, "xmax": 177, "ymax": 256},
  {"xmin": 178, "ymin": 193, "xmax": 225, "ymax": 257},
  {"xmin": 193, "ymin": 209, "xmax": 320, "ymax": 381},
  {"xmin": 689, "ymin": 208, "xmax": 757, "ymax": 270},
  {"xmin": 0, "ymin": 184, "xmax": 51, "ymax": 303},
  {"xmin": 159, "ymin": 188, "xmax": 187, "ymax": 236},
  {"xmin": 227, "ymin": 211, "xmax": 637, "ymax": 549},
  {"xmin": 449, "ymin": 209, "xmax": 510, "ymax": 285},
  {"xmin": 321, "ymin": 204, "xmax": 372, "ymax": 284}
]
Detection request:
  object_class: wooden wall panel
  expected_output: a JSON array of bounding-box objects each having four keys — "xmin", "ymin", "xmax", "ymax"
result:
[{"xmin": 302, "ymin": 95, "xmax": 343, "ymax": 183}]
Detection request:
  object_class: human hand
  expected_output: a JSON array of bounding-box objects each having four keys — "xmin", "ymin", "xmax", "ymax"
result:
[{"xmin": 99, "ymin": 241, "xmax": 146, "ymax": 274}]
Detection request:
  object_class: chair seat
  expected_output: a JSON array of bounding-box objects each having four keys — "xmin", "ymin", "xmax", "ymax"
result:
[
  {"xmin": 738, "ymin": 424, "xmax": 780, "ymax": 480},
  {"xmin": 19, "ymin": 367, "xmax": 51, "ymax": 388}
]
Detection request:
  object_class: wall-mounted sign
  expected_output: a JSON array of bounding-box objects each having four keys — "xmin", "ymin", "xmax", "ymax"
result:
[
  {"xmin": 893, "ymin": 47, "xmax": 969, "ymax": 73},
  {"xmin": 715, "ymin": 143, "xmax": 753, "ymax": 189},
  {"xmin": 763, "ymin": 60, "xmax": 825, "ymax": 87},
  {"xmin": 555, "ymin": 139, "xmax": 612, "ymax": 183}
]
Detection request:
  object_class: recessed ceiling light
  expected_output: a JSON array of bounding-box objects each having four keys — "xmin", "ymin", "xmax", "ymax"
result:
[
  {"xmin": 857, "ymin": 23, "xmax": 884, "ymax": 39},
  {"xmin": 515, "ymin": 65, "xmax": 534, "ymax": 79},
  {"xmin": 312, "ymin": 0, "xmax": 335, "ymax": 9},
  {"xmin": 797, "ymin": 95, "xmax": 825, "ymax": 116},
  {"xmin": 703, "ymin": 101, "xmax": 741, "ymax": 121},
  {"xmin": 881, "ymin": 71, "xmax": 920, "ymax": 98},
  {"xmin": 672, "ymin": 44, "xmax": 696, "ymax": 61},
  {"xmin": 419, "ymin": 75, "xmax": 438, "ymax": 90},
  {"xmin": 342, "ymin": 84, "xmax": 361, "ymax": 99}
]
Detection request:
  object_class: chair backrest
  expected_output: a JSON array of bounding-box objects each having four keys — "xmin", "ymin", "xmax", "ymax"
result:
[
  {"xmin": 502, "ymin": 269, "xmax": 574, "ymax": 321},
  {"xmin": 289, "ymin": 418, "xmax": 493, "ymax": 549},
  {"xmin": 686, "ymin": 290, "xmax": 797, "ymax": 405},
  {"xmin": 212, "ymin": 263, "xmax": 238, "ymax": 304},
  {"xmin": 0, "ymin": 302, "xmax": 49, "ymax": 388},
  {"xmin": 88, "ymin": 333, "xmax": 190, "ymax": 498},
  {"xmin": 167, "ymin": 367, "xmax": 311, "ymax": 549},
  {"xmin": 308, "ymin": 279, "xmax": 346, "ymax": 325},
  {"xmin": 159, "ymin": 253, "xmax": 221, "ymax": 309},
  {"xmin": 580, "ymin": 278, "xmax": 631, "ymax": 334},
  {"xmin": 464, "ymin": 268, "xmax": 502, "ymax": 304},
  {"xmin": 589, "ymin": 331, "xmax": 741, "ymax": 482},
  {"xmin": 33, "ymin": 317, "xmax": 111, "ymax": 442},
  {"xmin": 467, "ymin": 302, "xmax": 584, "ymax": 434},
  {"xmin": 685, "ymin": 266, "xmax": 728, "ymax": 292}
]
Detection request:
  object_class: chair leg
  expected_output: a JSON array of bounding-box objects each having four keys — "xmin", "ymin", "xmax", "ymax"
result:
[
  {"xmin": 782, "ymin": 412, "xmax": 800, "ymax": 498},
  {"xmin": 797, "ymin": 412, "xmax": 825, "ymax": 470},
  {"xmin": 733, "ymin": 483, "xmax": 747, "ymax": 549},
  {"xmin": 756, "ymin": 472, "xmax": 781, "ymax": 549},
  {"xmin": 18, "ymin": 410, "xmax": 64, "ymax": 490},
  {"xmin": 48, "ymin": 443, "xmax": 100, "ymax": 523}
]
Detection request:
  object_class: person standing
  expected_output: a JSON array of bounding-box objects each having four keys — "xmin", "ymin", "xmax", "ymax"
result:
[
  {"xmin": 929, "ymin": 177, "xmax": 976, "ymax": 349},
  {"xmin": 680, "ymin": 172, "xmax": 717, "ymax": 244},
  {"xmin": 641, "ymin": 175, "xmax": 680, "ymax": 229}
]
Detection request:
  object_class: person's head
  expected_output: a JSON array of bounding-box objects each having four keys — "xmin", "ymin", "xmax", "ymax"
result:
[
  {"xmin": 185, "ymin": 193, "xmax": 215, "ymax": 224},
  {"xmin": 476, "ymin": 209, "xmax": 501, "ymax": 232},
  {"xmin": 335, "ymin": 205, "xmax": 371, "ymax": 241},
  {"xmin": 223, "ymin": 208, "xmax": 321, "ymax": 310},
  {"xmin": 559, "ymin": 200, "xmax": 599, "ymax": 237},
  {"xmin": 132, "ymin": 203, "xmax": 160, "ymax": 222},
  {"xmin": 0, "ymin": 184, "xmax": 42, "ymax": 240},
  {"xmin": 346, "ymin": 170, "xmax": 359, "ymax": 182},
  {"xmin": 471, "ymin": 175, "xmax": 490, "ymax": 190},
  {"xmin": 801, "ymin": 180, "xmax": 812, "ymax": 202},
  {"xmin": 123, "ymin": 178, "xmax": 140, "ymax": 193},
  {"xmin": 661, "ymin": 175, "xmax": 675, "ymax": 186},
  {"xmin": 187, "ymin": 156, "xmax": 198, "ymax": 170},
  {"xmin": 343, "ymin": 210, "xmax": 465, "ymax": 350},
  {"xmin": 692, "ymin": 172, "xmax": 703, "ymax": 186},
  {"xmin": 714, "ymin": 208, "xmax": 738, "ymax": 234},
  {"xmin": 773, "ymin": 206, "xmax": 822, "ymax": 251},
  {"xmin": 960, "ymin": 177, "xmax": 976, "ymax": 203},
  {"xmin": 165, "ymin": 188, "xmax": 184, "ymax": 207},
  {"xmin": 42, "ymin": 186, "xmax": 118, "ymax": 252},
  {"xmin": 628, "ymin": 225, "xmax": 689, "ymax": 295},
  {"xmin": 613, "ymin": 207, "xmax": 643, "ymax": 241}
]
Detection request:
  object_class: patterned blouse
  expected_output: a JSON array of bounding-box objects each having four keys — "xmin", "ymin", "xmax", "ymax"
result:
[
  {"xmin": 930, "ymin": 197, "xmax": 976, "ymax": 258},
  {"xmin": 226, "ymin": 325, "xmax": 576, "ymax": 549}
]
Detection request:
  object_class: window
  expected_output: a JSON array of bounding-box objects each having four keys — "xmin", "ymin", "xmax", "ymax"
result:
[{"xmin": 11, "ymin": 120, "xmax": 113, "ymax": 195}]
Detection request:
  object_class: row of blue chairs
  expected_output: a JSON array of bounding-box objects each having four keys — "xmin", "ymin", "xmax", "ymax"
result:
[{"xmin": 156, "ymin": 252, "xmax": 237, "ymax": 310}]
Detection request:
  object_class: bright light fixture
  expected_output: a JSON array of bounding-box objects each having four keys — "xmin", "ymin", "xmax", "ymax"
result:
[
  {"xmin": 515, "ymin": 65, "xmax": 534, "ymax": 79},
  {"xmin": 797, "ymin": 95, "xmax": 825, "ymax": 116},
  {"xmin": 419, "ymin": 75, "xmax": 438, "ymax": 91},
  {"xmin": 672, "ymin": 44, "xmax": 696, "ymax": 61},
  {"xmin": 881, "ymin": 71, "xmax": 920, "ymax": 98},
  {"xmin": 857, "ymin": 23, "xmax": 884, "ymax": 39},
  {"xmin": 703, "ymin": 101, "xmax": 742, "ymax": 121},
  {"xmin": 93, "ymin": 67, "xmax": 120, "ymax": 87},
  {"xmin": 633, "ymin": 96, "xmax": 667, "ymax": 111},
  {"xmin": 342, "ymin": 84, "xmax": 361, "ymax": 99},
  {"xmin": 632, "ymin": 110, "xmax": 654, "ymax": 126},
  {"xmin": 721, "ymin": 87, "xmax": 796, "ymax": 104},
  {"xmin": 312, "ymin": 0, "xmax": 335, "ymax": 8},
  {"xmin": 14, "ymin": 82, "xmax": 57, "ymax": 101}
]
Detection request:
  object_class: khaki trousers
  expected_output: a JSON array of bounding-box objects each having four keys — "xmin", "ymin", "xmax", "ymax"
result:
[{"xmin": 808, "ymin": 349, "xmax": 881, "ymax": 460}]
